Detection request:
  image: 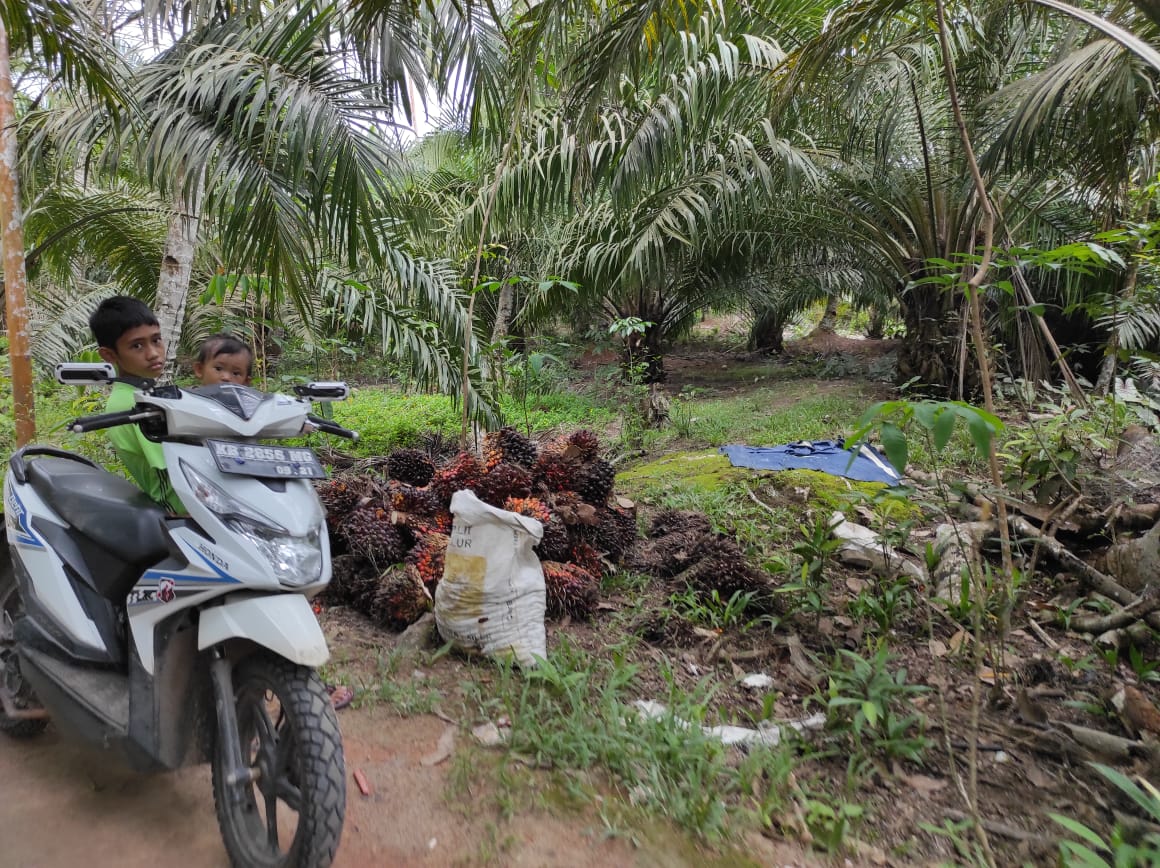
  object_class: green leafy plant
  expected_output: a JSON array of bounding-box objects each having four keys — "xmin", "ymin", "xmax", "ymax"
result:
[
  {"xmin": 1050, "ymin": 764, "xmax": 1160, "ymax": 867},
  {"xmin": 802, "ymin": 793, "xmax": 864, "ymax": 854},
  {"xmin": 793, "ymin": 516, "xmax": 844, "ymax": 584},
  {"xmin": 849, "ymin": 399, "xmax": 1004, "ymax": 474},
  {"xmin": 1128, "ymin": 645, "xmax": 1160, "ymax": 684},
  {"xmin": 848, "ymin": 578, "xmax": 914, "ymax": 633},
  {"xmin": 998, "ymin": 395, "xmax": 1121, "ymax": 504},
  {"xmin": 816, "ymin": 645, "xmax": 929, "ymax": 771},
  {"xmin": 668, "ymin": 587, "xmax": 759, "ymax": 632}
]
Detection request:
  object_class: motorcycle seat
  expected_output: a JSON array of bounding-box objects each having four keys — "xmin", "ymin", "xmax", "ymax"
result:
[{"xmin": 26, "ymin": 458, "xmax": 170, "ymax": 586}]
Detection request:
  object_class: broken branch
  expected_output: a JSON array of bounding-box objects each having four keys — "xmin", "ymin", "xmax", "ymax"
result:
[{"xmin": 1070, "ymin": 592, "xmax": 1160, "ymax": 634}]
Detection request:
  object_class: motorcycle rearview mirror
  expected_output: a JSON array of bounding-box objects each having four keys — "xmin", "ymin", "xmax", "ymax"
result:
[
  {"xmin": 55, "ymin": 362, "xmax": 116, "ymax": 385},
  {"xmin": 293, "ymin": 381, "xmax": 350, "ymax": 402}
]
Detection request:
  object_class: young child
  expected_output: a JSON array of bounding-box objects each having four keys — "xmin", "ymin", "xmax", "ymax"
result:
[
  {"xmin": 89, "ymin": 296, "xmax": 185, "ymax": 514},
  {"xmin": 194, "ymin": 333, "xmax": 253, "ymax": 386}
]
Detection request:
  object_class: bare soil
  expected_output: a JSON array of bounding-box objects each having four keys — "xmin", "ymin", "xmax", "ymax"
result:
[{"xmin": 0, "ymin": 696, "xmax": 807, "ymax": 867}]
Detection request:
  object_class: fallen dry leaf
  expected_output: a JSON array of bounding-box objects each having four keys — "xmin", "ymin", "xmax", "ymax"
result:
[
  {"xmin": 1015, "ymin": 688, "xmax": 1049, "ymax": 727},
  {"xmin": 929, "ymin": 639, "xmax": 948, "ymax": 658},
  {"xmin": 902, "ymin": 773, "xmax": 946, "ymax": 793},
  {"xmin": 420, "ymin": 726, "xmax": 457, "ymax": 766},
  {"xmin": 1112, "ymin": 685, "xmax": 1160, "ymax": 736},
  {"xmin": 1023, "ymin": 763, "xmax": 1053, "ymax": 788},
  {"xmin": 845, "ymin": 577, "xmax": 869, "ymax": 594},
  {"xmin": 948, "ymin": 629, "xmax": 969, "ymax": 653}
]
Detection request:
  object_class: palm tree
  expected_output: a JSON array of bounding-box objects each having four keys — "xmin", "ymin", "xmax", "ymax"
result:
[{"xmin": 451, "ymin": 0, "xmax": 823, "ymax": 381}]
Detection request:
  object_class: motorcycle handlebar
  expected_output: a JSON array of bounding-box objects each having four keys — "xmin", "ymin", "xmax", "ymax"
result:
[
  {"xmin": 68, "ymin": 408, "xmax": 162, "ymax": 433},
  {"xmin": 306, "ymin": 414, "xmax": 359, "ymax": 442}
]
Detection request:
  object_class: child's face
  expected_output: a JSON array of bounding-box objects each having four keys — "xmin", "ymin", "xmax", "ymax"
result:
[
  {"xmin": 98, "ymin": 324, "xmax": 166, "ymax": 379},
  {"xmin": 196, "ymin": 352, "xmax": 252, "ymax": 386}
]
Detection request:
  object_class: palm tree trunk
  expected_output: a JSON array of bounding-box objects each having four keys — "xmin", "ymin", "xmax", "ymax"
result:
[
  {"xmin": 1095, "ymin": 248, "xmax": 1141, "ymax": 395},
  {"xmin": 748, "ymin": 306, "xmax": 785, "ymax": 353},
  {"xmin": 0, "ymin": 20, "xmax": 34, "ymax": 445},
  {"xmin": 155, "ymin": 172, "xmax": 202, "ymax": 374},
  {"xmin": 490, "ymin": 282, "xmax": 515, "ymax": 345},
  {"xmin": 817, "ymin": 293, "xmax": 839, "ymax": 333},
  {"xmin": 897, "ymin": 278, "xmax": 964, "ymax": 393}
]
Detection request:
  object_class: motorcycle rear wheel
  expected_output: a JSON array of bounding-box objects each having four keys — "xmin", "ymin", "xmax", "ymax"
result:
[
  {"xmin": 0, "ymin": 575, "xmax": 48, "ymax": 739},
  {"xmin": 212, "ymin": 653, "xmax": 345, "ymax": 868}
]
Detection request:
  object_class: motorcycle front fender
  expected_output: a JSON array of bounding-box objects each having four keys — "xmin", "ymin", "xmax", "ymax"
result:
[{"xmin": 199, "ymin": 593, "xmax": 329, "ymax": 667}]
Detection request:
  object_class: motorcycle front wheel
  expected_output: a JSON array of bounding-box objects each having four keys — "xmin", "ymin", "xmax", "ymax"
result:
[{"xmin": 212, "ymin": 653, "xmax": 345, "ymax": 868}]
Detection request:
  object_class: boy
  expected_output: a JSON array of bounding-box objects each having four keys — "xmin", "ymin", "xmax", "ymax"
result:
[
  {"xmin": 89, "ymin": 296, "xmax": 185, "ymax": 514},
  {"xmin": 194, "ymin": 333, "xmax": 253, "ymax": 386}
]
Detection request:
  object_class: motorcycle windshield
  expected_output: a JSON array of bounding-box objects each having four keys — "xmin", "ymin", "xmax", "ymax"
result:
[{"xmin": 187, "ymin": 384, "xmax": 271, "ymax": 420}]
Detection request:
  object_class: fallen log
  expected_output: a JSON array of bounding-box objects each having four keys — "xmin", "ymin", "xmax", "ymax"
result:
[
  {"xmin": 1070, "ymin": 591, "xmax": 1160, "ymax": 634},
  {"xmin": 1105, "ymin": 520, "xmax": 1160, "ymax": 593},
  {"xmin": 1008, "ymin": 517, "xmax": 1160, "ymax": 634},
  {"xmin": 1059, "ymin": 722, "xmax": 1153, "ymax": 762}
]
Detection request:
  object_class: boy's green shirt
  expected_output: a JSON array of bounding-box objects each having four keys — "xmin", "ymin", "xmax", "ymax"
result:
[{"xmin": 105, "ymin": 381, "xmax": 185, "ymax": 514}]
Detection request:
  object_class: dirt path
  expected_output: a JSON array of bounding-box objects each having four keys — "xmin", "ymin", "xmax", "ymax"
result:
[{"xmin": 0, "ymin": 707, "xmax": 785, "ymax": 868}]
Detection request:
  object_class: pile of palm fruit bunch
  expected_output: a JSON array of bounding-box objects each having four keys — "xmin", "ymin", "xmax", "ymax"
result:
[
  {"xmin": 625, "ymin": 509, "xmax": 778, "ymax": 613},
  {"xmin": 314, "ymin": 427, "xmax": 639, "ymax": 629}
]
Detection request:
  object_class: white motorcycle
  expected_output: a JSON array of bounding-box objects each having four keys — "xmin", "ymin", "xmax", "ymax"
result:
[{"xmin": 1, "ymin": 362, "xmax": 357, "ymax": 868}]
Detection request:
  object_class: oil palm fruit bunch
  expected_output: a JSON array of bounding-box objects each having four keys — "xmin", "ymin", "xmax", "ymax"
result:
[
  {"xmin": 564, "ymin": 430, "xmax": 601, "ymax": 462},
  {"xmin": 342, "ymin": 559, "xmax": 386, "ymax": 611},
  {"xmin": 325, "ymin": 554, "xmax": 365, "ymax": 605},
  {"xmin": 532, "ymin": 450, "xmax": 579, "ymax": 494},
  {"xmin": 483, "ymin": 427, "xmax": 538, "ymax": 469},
  {"xmin": 340, "ymin": 507, "xmax": 407, "ymax": 564},
  {"xmin": 624, "ymin": 529, "xmax": 704, "ymax": 578},
  {"xmin": 430, "ymin": 452, "xmax": 484, "ymax": 505},
  {"xmin": 370, "ymin": 566, "xmax": 431, "ymax": 629},
  {"xmin": 536, "ymin": 516, "xmax": 572, "ymax": 562},
  {"xmin": 386, "ymin": 448, "xmax": 436, "ymax": 487},
  {"xmin": 684, "ymin": 535, "xmax": 772, "ymax": 610},
  {"xmin": 405, "ymin": 532, "xmax": 450, "ymax": 589},
  {"xmin": 475, "ymin": 462, "xmax": 533, "ymax": 506},
  {"xmin": 568, "ymin": 540, "xmax": 604, "ymax": 578},
  {"xmin": 649, "ymin": 509, "xmax": 712, "ymax": 539},
  {"xmin": 386, "ymin": 481, "xmax": 442, "ymax": 517},
  {"xmin": 541, "ymin": 561, "xmax": 599, "ymax": 619},
  {"xmin": 575, "ymin": 459, "xmax": 615, "ymax": 505},
  {"xmin": 316, "ymin": 475, "xmax": 367, "ymax": 526},
  {"xmin": 577, "ymin": 506, "xmax": 637, "ymax": 561},
  {"xmin": 503, "ymin": 496, "xmax": 552, "ymax": 524}
]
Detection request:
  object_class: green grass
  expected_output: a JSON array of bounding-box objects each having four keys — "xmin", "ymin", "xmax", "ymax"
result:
[
  {"xmin": 664, "ymin": 381, "xmax": 875, "ymax": 451},
  {"xmin": 464, "ymin": 637, "xmax": 798, "ymax": 843},
  {"xmin": 341, "ymin": 646, "xmax": 445, "ymax": 715},
  {"xmin": 330, "ymin": 386, "xmax": 616, "ymax": 457}
]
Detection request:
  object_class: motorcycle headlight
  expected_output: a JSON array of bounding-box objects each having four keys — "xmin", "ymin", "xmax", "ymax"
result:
[{"xmin": 180, "ymin": 460, "xmax": 323, "ymax": 586}]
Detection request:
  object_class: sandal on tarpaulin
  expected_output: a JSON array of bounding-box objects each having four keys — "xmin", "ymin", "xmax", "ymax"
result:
[{"xmin": 325, "ymin": 683, "xmax": 355, "ymax": 711}]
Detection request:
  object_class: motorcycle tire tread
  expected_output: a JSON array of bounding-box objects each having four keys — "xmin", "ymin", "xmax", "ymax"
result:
[{"xmin": 212, "ymin": 653, "xmax": 345, "ymax": 868}]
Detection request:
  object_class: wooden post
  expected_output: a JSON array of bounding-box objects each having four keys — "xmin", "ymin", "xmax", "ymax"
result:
[{"xmin": 0, "ymin": 18, "xmax": 35, "ymax": 446}]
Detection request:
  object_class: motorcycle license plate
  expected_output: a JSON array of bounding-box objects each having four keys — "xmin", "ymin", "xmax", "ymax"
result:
[{"xmin": 207, "ymin": 440, "xmax": 328, "ymax": 480}]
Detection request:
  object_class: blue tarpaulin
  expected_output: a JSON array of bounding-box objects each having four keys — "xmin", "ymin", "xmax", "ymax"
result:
[{"xmin": 718, "ymin": 440, "xmax": 903, "ymax": 485}]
